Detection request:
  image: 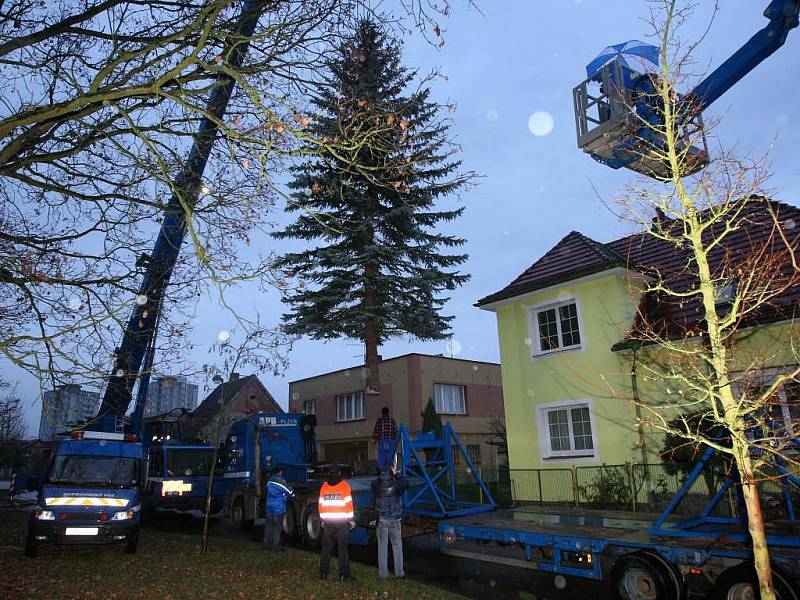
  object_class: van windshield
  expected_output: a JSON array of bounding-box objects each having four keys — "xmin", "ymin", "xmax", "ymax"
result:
[{"xmin": 47, "ymin": 455, "xmax": 141, "ymax": 487}]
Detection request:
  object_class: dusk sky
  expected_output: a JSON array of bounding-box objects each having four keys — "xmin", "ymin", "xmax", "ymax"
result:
[{"xmin": 9, "ymin": 0, "xmax": 800, "ymax": 435}]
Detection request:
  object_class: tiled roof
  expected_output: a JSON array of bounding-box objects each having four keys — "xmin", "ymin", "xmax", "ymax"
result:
[
  {"xmin": 185, "ymin": 375, "xmax": 280, "ymax": 438},
  {"xmin": 477, "ymin": 197, "xmax": 800, "ymax": 345},
  {"xmin": 477, "ymin": 231, "xmax": 625, "ymax": 306}
]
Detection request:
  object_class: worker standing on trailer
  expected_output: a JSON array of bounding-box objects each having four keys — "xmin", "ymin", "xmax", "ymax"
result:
[
  {"xmin": 371, "ymin": 463, "xmax": 409, "ymax": 579},
  {"xmin": 263, "ymin": 467, "xmax": 293, "ymax": 552},
  {"xmin": 372, "ymin": 406, "xmax": 398, "ymax": 471},
  {"xmin": 318, "ymin": 466, "xmax": 356, "ymax": 582}
]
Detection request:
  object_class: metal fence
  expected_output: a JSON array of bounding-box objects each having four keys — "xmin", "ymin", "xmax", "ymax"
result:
[{"xmin": 453, "ymin": 463, "xmax": 800, "ymax": 518}]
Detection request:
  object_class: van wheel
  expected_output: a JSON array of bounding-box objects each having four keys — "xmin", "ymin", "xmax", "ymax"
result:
[
  {"xmin": 125, "ymin": 528, "xmax": 139, "ymax": 554},
  {"xmin": 708, "ymin": 565, "xmax": 799, "ymax": 600},
  {"xmin": 301, "ymin": 505, "xmax": 321, "ymax": 548},
  {"xmin": 23, "ymin": 530, "xmax": 38, "ymax": 558},
  {"xmin": 611, "ymin": 552, "xmax": 683, "ymax": 600},
  {"xmin": 231, "ymin": 497, "xmax": 253, "ymax": 531}
]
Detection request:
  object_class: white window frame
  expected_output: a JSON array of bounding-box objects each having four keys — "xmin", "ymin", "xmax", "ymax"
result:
[
  {"xmin": 434, "ymin": 383, "xmax": 467, "ymax": 415},
  {"xmin": 336, "ymin": 391, "xmax": 364, "ymax": 422},
  {"xmin": 536, "ymin": 399, "xmax": 599, "ymax": 462},
  {"xmin": 526, "ymin": 297, "xmax": 585, "ymax": 358},
  {"xmin": 303, "ymin": 399, "xmax": 316, "ymax": 416}
]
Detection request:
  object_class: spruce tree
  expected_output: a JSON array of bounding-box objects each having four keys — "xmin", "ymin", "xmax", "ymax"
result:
[{"xmin": 273, "ymin": 20, "xmax": 470, "ymax": 393}]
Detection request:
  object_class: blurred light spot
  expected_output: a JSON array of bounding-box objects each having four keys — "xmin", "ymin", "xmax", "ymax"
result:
[
  {"xmin": 116, "ymin": 369, "xmax": 126, "ymax": 377},
  {"xmin": 361, "ymin": 367, "xmax": 371, "ymax": 379},
  {"xmin": 217, "ymin": 330, "xmax": 230, "ymax": 343},
  {"xmin": 528, "ymin": 111, "xmax": 554, "ymax": 136},
  {"xmin": 472, "ymin": 365, "xmax": 479, "ymax": 371},
  {"xmin": 291, "ymin": 392, "xmax": 299, "ymax": 400},
  {"xmin": 68, "ymin": 297, "xmax": 82, "ymax": 311},
  {"xmin": 526, "ymin": 388, "xmax": 536, "ymax": 397},
  {"xmin": 200, "ymin": 185, "xmax": 211, "ymax": 195},
  {"xmin": 135, "ymin": 294, "xmax": 148, "ymax": 306},
  {"xmin": 344, "ymin": 370, "xmax": 351, "ymax": 377},
  {"xmin": 784, "ymin": 218, "xmax": 796, "ymax": 230},
  {"xmin": 524, "ymin": 338, "xmax": 533, "ymax": 346},
  {"xmin": 446, "ymin": 339, "xmax": 462, "ymax": 356},
  {"xmin": 486, "ymin": 109, "xmax": 499, "ymax": 122}
]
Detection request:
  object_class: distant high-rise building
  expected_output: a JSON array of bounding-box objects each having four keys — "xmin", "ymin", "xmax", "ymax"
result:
[
  {"xmin": 39, "ymin": 384, "xmax": 100, "ymax": 441},
  {"xmin": 144, "ymin": 376, "xmax": 199, "ymax": 417}
]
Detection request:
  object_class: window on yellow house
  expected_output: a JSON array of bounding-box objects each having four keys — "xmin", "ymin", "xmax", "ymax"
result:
[
  {"xmin": 528, "ymin": 299, "xmax": 583, "ymax": 356},
  {"xmin": 536, "ymin": 399, "xmax": 598, "ymax": 460}
]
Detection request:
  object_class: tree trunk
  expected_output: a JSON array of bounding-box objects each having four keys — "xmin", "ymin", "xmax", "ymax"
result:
[
  {"xmin": 736, "ymin": 445, "xmax": 776, "ymax": 600},
  {"xmin": 363, "ymin": 204, "xmax": 380, "ymax": 395}
]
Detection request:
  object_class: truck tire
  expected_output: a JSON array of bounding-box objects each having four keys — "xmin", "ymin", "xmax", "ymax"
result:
[
  {"xmin": 708, "ymin": 565, "xmax": 799, "ymax": 600},
  {"xmin": 125, "ymin": 527, "xmax": 139, "ymax": 554},
  {"xmin": 23, "ymin": 529, "xmax": 38, "ymax": 558},
  {"xmin": 282, "ymin": 506, "xmax": 298, "ymax": 541},
  {"xmin": 611, "ymin": 552, "xmax": 683, "ymax": 600},
  {"xmin": 301, "ymin": 505, "xmax": 322, "ymax": 548},
  {"xmin": 231, "ymin": 497, "xmax": 254, "ymax": 531}
]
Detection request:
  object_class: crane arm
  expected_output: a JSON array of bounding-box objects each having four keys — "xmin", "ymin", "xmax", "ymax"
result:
[
  {"xmin": 688, "ymin": 0, "xmax": 799, "ymax": 113},
  {"xmin": 95, "ymin": 0, "xmax": 267, "ymax": 431}
]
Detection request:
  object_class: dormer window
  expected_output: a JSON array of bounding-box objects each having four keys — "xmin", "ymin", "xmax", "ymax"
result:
[{"xmin": 714, "ymin": 279, "xmax": 737, "ymax": 307}]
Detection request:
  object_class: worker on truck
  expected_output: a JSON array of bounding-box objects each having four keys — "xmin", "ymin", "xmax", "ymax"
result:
[
  {"xmin": 263, "ymin": 467, "xmax": 293, "ymax": 552},
  {"xmin": 318, "ymin": 466, "xmax": 356, "ymax": 582},
  {"xmin": 372, "ymin": 406, "xmax": 397, "ymax": 471}
]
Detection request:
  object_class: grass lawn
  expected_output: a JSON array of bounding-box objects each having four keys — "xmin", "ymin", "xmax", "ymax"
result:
[{"xmin": 0, "ymin": 505, "xmax": 465, "ymax": 600}]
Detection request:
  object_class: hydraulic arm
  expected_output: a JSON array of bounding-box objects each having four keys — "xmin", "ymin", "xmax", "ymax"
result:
[{"xmin": 95, "ymin": 0, "xmax": 267, "ymax": 433}]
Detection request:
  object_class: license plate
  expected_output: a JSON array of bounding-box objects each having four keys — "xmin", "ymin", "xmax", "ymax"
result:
[{"xmin": 65, "ymin": 527, "xmax": 99, "ymax": 536}]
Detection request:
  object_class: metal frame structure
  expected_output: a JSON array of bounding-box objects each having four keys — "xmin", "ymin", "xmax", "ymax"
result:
[
  {"xmin": 651, "ymin": 441, "xmax": 800, "ymax": 547},
  {"xmin": 398, "ymin": 423, "xmax": 496, "ymax": 518}
]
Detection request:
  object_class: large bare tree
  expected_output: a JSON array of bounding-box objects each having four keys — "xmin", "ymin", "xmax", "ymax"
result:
[
  {"xmin": 0, "ymin": 1, "xmax": 461, "ymax": 412},
  {"xmin": 606, "ymin": 3, "xmax": 800, "ymax": 598}
]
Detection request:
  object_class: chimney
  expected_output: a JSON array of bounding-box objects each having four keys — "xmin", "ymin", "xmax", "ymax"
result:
[
  {"xmin": 651, "ymin": 206, "xmax": 668, "ymax": 231},
  {"xmin": 229, "ymin": 373, "xmax": 240, "ymax": 382}
]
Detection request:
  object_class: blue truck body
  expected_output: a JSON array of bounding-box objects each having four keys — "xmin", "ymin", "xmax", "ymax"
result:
[
  {"xmin": 144, "ymin": 443, "xmax": 225, "ymax": 513},
  {"xmin": 25, "ymin": 434, "xmax": 143, "ymax": 557},
  {"xmin": 219, "ymin": 413, "xmax": 375, "ymax": 546}
]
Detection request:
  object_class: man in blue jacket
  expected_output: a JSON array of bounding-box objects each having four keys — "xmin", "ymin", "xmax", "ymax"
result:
[
  {"xmin": 370, "ymin": 464, "xmax": 408, "ymax": 579},
  {"xmin": 264, "ymin": 467, "xmax": 294, "ymax": 551}
]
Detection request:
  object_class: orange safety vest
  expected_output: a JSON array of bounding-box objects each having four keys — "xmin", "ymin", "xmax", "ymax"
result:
[{"xmin": 318, "ymin": 480, "xmax": 354, "ymax": 522}]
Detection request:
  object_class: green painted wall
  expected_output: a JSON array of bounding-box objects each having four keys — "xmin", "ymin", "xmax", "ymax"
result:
[{"xmin": 493, "ymin": 270, "xmax": 649, "ymax": 473}]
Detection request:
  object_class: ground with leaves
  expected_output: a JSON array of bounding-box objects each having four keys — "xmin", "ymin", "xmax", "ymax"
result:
[{"xmin": 0, "ymin": 504, "xmax": 464, "ymax": 600}]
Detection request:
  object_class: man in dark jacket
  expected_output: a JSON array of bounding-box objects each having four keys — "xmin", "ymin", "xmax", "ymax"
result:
[
  {"xmin": 370, "ymin": 464, "xmax": 408, "ymax": 579},
  {"xmin": 263, "ymin": 467, "xmax": 293, "ymax": 551}
]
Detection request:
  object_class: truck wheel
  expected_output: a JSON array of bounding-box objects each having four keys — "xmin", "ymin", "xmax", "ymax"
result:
[
  {"xmin": 708, "ymin": 565, "xmax": 799, "ymax": 600},
  {"xmin": 23, "ymin": 530, "xmax": 38, "ymax": 558},
  {"xmin": 282, "ymin": 507, "xmax": 297, "ymax": 541},
  {"xmin": 125, "ymin": 527, "xmax": 139, "ymax": 554},
  {"xmin": 611, "ymin": 552, "xmax": 683, "ymax": 600},
  {"xmin": 231, "ymin": 497, "xmax": 254, "ymax": 531},
  {"xmin": 301, "ymin": 505, "xmax": 321, "ymax": 548}
]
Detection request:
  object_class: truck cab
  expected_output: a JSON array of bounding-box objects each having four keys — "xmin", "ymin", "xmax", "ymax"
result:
[{"xmin": 25, "ymin": 431, "xmax": 143, "ymax": 557}]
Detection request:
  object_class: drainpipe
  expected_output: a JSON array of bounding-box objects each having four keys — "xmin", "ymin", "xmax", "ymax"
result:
[{"xmin": 630, "ymin": 348, "xmax": 649, "ymax": 468}]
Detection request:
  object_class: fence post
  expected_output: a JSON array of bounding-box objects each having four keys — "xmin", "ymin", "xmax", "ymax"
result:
[
  {"xmin": 537, "ymin": 469, "xmax": 543, "ymax": 503},
  {"xmin": 628, "ymin": 463, "xmax": 637, "ymax": 512},
  {"xmin": 571, "ymin": 465, "xmax": 579, "ymax": 508}
]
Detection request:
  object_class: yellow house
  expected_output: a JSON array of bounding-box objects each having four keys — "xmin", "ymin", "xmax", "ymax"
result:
[{"xmin": 477, "ymin": 198, "xmax": 800, "ymax": 479}]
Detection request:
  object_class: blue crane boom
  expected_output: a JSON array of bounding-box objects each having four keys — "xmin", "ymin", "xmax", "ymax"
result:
[
  {"xmin": 94, "ymin": 0, "xmax": 266, "ymax": 435},
  {"xmin": 573, "ymin": 0, "xmax": 799, "ymax": 178}
]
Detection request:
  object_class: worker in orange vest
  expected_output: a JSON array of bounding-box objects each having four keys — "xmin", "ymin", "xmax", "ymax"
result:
[{"xmin": 318, "ymin": 466, "xmax": 356, "ymax": 582}]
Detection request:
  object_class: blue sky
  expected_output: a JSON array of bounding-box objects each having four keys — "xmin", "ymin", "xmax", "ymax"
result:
[{"xmin": 9, "ymin": 0, "xmax": 800, "ymax": 435}]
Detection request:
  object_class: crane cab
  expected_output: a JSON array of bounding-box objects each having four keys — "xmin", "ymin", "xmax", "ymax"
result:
[{"xmin": 573, "ymin": 59, "xmax": 709, "ymax": 179}]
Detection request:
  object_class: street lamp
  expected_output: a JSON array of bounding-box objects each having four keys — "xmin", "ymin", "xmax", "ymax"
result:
[{"xmin": 201, "ymin": 374, "xmax": 225, "ymax": 552}]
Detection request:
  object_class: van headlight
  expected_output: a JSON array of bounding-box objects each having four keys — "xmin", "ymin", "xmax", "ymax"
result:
[
  {"xmin": 35, "ymin": 509, "xmax": 56, "ymax": 521},
  {"xmin": 112, "ymin": 510, "xmax": 134, "ymax": 521}
]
